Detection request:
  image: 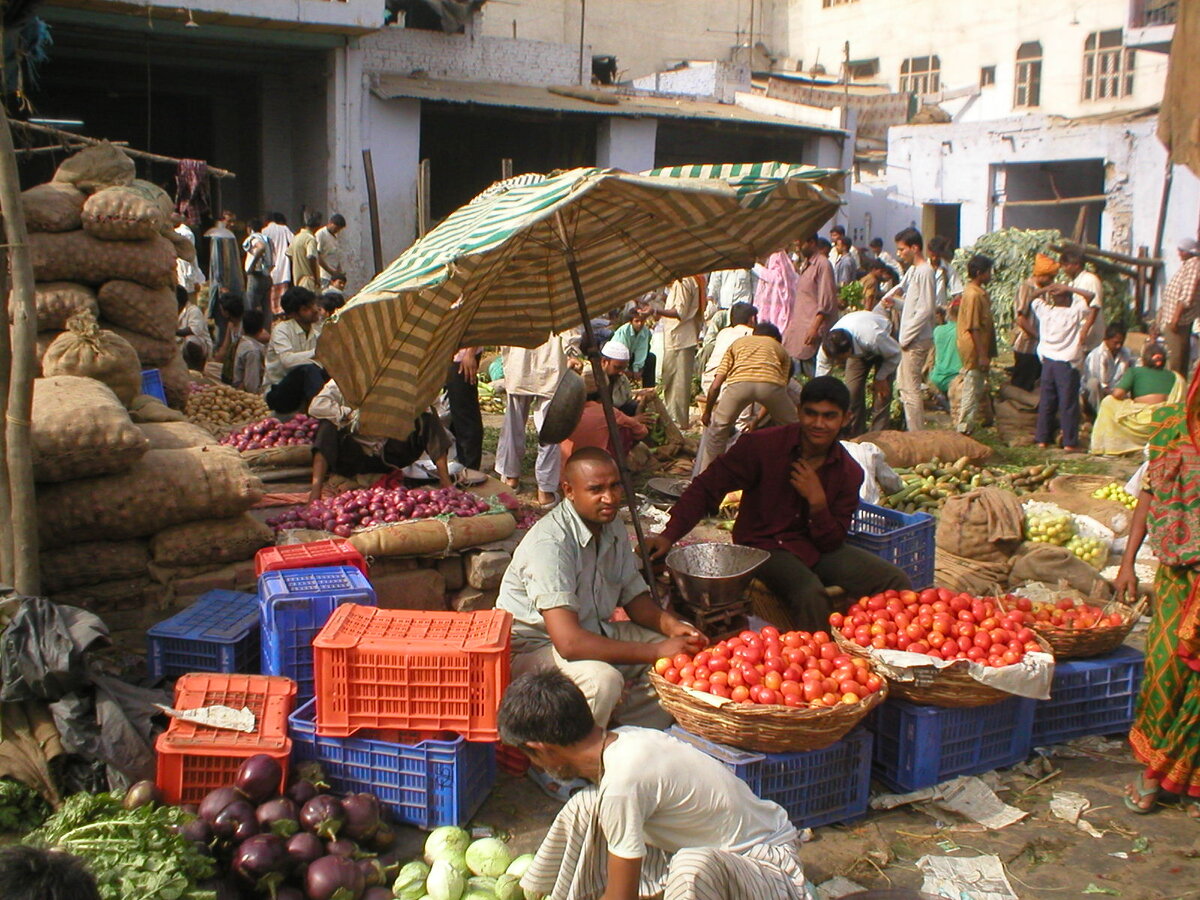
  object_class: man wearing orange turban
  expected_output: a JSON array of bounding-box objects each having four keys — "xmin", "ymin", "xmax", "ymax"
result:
[{"xmin": 1010, "ymin": 253, "xmax": 1061, "ymax": 391}]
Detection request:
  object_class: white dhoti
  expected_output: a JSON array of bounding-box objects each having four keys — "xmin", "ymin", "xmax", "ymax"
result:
[{"xmin": 521, "ymin": 787, "xmax": 811, "ymax": 900}]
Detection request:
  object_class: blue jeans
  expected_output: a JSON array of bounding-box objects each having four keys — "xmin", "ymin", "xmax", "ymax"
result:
[{"xmin": 1036, "ymin": 359, "xmax": 1081, "ymax": 447}]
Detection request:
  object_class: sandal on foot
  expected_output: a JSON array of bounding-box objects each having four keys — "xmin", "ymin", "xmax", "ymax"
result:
[
  {"xmin": 1124, "ymin": 773, "xmax": 1160, "ymax": 814},
  {"xmin": 527, "ymin": 767, "xmax": 588, "ymax": 804}
]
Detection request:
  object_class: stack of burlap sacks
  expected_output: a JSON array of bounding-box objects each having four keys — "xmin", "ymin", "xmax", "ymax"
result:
[
  {"xmin": 994, "ymin": 385, "xmax": 1039, "ymax": 447},
  {"xmin": 25, "ymin": 142, "xmax": 193, "ymax": 408}
]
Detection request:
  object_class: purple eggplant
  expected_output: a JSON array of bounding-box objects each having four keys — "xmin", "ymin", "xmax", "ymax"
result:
[
  {"xmin": 341, "ymin": 793, "xmax": 381, "ymax": 843},
  {"xmin": 363, "ymin": 888, "xmax": 394, "ymax": 900},
  {"xmin": 301, "ymin": 794, "xmax": 346, "ymax": 840},
  {"xmin": 213, "ymin": 798, "xmax": 260, "ymax": 843},
  {"xmin": 232, "ymin": 833, "xmax": 289, "ymax": 896},
  {"xmin": 286, "ymin": 831, "xmax": 325, "ymax": 872},
  {"xmin": 286, "ymin": 779, "xmax": 319, "ymax": 808},
  {"xmin": 256, "ymin": 796, "xmax": 300, "ymax": 838},
  {"xmin": 356, "ymin": 858, "xmax": 396, "ymax": 888},
  {"xmin": 235, "ymin": 753, "xmax": 283, "ymax": 804},
  {"xmin": 181, "ymin": 803, "xmax": 200, "ymax": 817},
  {"xmin": 370, "ymin": 824, "xmax": 395, "ymax": 853},
  {"xmin": 326, "ymin": 839, "xmax": 360, "ymax": 858},
  {"xmin": 306, "ymin": 855, "xmax": 365, "ymax": 900},
  {"xmin": 199, "ymin": 787, "xmax": 242, "ymax": 825},
  {"xmin": 174, "ymin": 818, "xmax": 213, "ymax": 845},
  {"xmin": 123, "ymin": 780, "xmax": 163, "ymax": 809}
]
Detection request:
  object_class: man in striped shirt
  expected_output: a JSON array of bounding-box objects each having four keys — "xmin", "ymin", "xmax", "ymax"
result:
[
  {"xmin": 501, "ymin": 670, "xmax": 811, "ymax": 900},
  {"xmin": 1153, "ymin": 238, "xmax": 1200, "ymax": 376}
]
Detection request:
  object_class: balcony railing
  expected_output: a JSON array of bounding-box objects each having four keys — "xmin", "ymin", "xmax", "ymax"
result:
[{"xmin": 1130, "ymin": 0, "xmax": 1177, "ymax": 28}]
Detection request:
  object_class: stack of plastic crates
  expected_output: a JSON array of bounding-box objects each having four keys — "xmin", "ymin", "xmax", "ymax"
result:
[{"xmin": 147, "ymin": 590, "xmax": 260, "ymax": 680}]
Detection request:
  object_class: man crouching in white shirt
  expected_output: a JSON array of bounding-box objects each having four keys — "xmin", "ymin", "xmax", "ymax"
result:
[{"xmin": 501, "ymin": 669, "xmax": 811, "ymax": 900}]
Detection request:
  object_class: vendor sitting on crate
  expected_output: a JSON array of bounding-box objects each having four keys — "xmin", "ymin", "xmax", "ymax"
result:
[
  {"xmin": 498, "ymin": 670, "xmax": 810, "ymax": 900},
  {"xmin": 307, "ymin": 379, "xmax": 453, "ymax": 502},
  {"xmin": 497, "ymin": 448, "xmax": 707, "ymax": 792},
  {"xmin": 646, "ymin": 376, "xmax": 910, "ymax": 632}
]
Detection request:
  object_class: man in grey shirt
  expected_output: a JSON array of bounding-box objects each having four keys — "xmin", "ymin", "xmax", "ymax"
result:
[
  {"xmin": 497, "ymin": 447, "xmax": 706, "ymax": 731},
  {"xmin": 894, "ymin": 227, "xmax": 938, "ymax": 431}
]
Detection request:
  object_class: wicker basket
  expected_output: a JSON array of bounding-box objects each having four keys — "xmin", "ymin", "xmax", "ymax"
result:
[
  {"xmin": 831, "ymin": 629, "xmax": 1054, "ymax": 708},
  {"xmin": 746, "ymin": 579, "xmax": 795, "ymax": 630},
  {"xmin": 1003, "ymin": 597, "xmax": 1146, "ymax": 659},
  {"xmin": 648, "ymin": 670, "xmax": 886, "ymax": 753}
]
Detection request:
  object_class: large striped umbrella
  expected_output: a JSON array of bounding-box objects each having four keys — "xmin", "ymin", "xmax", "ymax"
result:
[{"xmin": 319, "ymin": 162, "xmax": 841, "ymax": 435}]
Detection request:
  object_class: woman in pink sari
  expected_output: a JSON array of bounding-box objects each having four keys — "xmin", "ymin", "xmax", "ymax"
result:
[{"xmin": 753, "ymin": 250, "xmax": 799, "ymax": 337}]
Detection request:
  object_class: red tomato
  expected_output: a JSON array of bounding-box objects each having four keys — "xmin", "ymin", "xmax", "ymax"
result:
[
  {"xmin": 783, "ymin": 693, "xmax": 805, "ymax": 708},
  {"xmin": 919, "ymin": 588, "xmax": 940, "ymax": 604},
  {"xmin": 763, "ymin": 671, "xmax": 783, "ymax": 691},
  {"xmin": 821, "ymin": 691, "xmax": 840, "ymax": 706},
  {"xmin": 760, "ymin": 625, "xmax": 780, "ymax": 640},
  {"xmin": 865, "ymin": 674, "xmax": 883, "ymax": 692},
  {"xmin": 741, "ymin": 666, "xmax": 762, "ymax": 686},
  {"xmin": 829, "ymin": 613, "xmax": 845, "ymax": 629},
  {"xmin": 654, "ymin": 657, "xmax": 670, "ymax": 674},
  {"xmin": 664, "ymin": 667, "xmax": 680, "ymax": 683},
  {"xmin": 780, "ymin": 680, "xmax": 802, "ymax": 698},
  {"xmin": 709, "ymin": 670, "xmax": 728, "ymax": 686},
  {"xmin": 730, "ymin": 685, "xmax": 750, "ymax": 702},
  {"xmin": 710, "ymin": 683, "xmax": 731, "ymax": 699},
  {"xmin": 690, "ymin": 679, "xmax": 710, "ymax": 692},
  {"xmin": 672, "ymin": 653, "xmax": 691, "ymax": 669},
  {"xmin": 678, "ymin": 664, "xmax": 695, "ymax": 681},
  {"xmin": 727, "ymin": 668, "xmax": 744, "ymax": 688},
  {"xmin": 802, "ymin": 681, "xmax": 822, "ymax": 702},
  {"xmin": 707, "ymin": 656, "xmax": 730, "ymax": 673},
  {"xmin": 838, "ymin": 679, "xmax": 862, "ymax": 696},
  {"xmin": 693, "ymin": 651, "xmax": 711, "ymax": 669}
]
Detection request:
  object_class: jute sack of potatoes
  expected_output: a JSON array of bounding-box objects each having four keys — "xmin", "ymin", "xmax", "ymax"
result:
[
  {"xmin": 82, "ymin": 182, "xmax": 170, "ymax": 241},
  {"xmin": 35, "ymin": 282, "xmax": 98, "ymax": 332},
  {"xmin": 52, "ymin": 141, "xmax": 135, "ymax": 193},
  {"xmin": 22, "ymin": 182, "xmax": 85, "ymax": 232},
  {"xmin": 37, "ymin": 445, "xmax": 264, "ymax": 546},
  {"xmin": 150, "ymin": 514, "xmax": 273, "ymax": 568},
  {"xmin": 138, "ymin": 421, "xmax": 217, "ymax": 450},
  {"xmin": 34, "ymin": 331, "xmax": 62, "ymax": 376},
  {"xmin": 129, "ymin": 394, "xmax": 187, "ymax": 423},
  {"xmin": 105, "ymin": 323, "xmax": 177, "ymax": 368},
  {"xmin": 160, "ymin": 354, "xmax": 191, "ymax": 410},
  {"xmin": 40, "ymin": 540, "xmax": 150, "ymax": 593},
  {"xmin": 97, "ymin": 281, "xmax": 176, "ymax": 341},
  {"xmin": 42, "ymin": 312, "xmax": 142, "ymax": 406},
  {"xmin": 32, "ymin": 375, "xmax": 149, "ymax": 482},
  {"xmin": 30, "ymin": 231, "xmax": 176, "ymax": 289},
  {"xmin": 166, "ymin": 227, "xmax": 197, "ymax": 262}
]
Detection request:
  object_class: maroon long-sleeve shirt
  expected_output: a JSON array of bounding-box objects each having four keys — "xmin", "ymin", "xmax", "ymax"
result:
[{"xmin": 661, "ymin": 424, "xmax": 863, "ymax": 567}]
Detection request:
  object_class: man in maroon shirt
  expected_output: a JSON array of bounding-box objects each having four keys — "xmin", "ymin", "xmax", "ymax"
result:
[{"xmin": 646, "ymin": 376, "xmax": 910, "ymax": 631}]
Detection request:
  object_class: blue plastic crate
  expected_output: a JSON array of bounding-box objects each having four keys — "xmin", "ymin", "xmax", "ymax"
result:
[
  {"xmin": 847, "ymin": 503, "xmax": 935, "ymax": 590},
  {"xmin": 258, "ymin": 566, "xmax": 376, "ymax": 702},
  {"xmin": 147, "ymin": 590, "xmax": 260, "ymax": 680},
  {"xmin": 141, "ymin": 368, "xmax": 167, "ymax": 403},
  {"xmin": 869, "ymin": 696, "xmax": 1036, "ymax": 792},
  {"xmin": 1032, "ymin": 645, "xmax": 1144, "ymax": 746},
  {"xmin": 289, "ymin": 698, "xmax": 494, "ymax": 829},
  {"xmin": 668, "ymin": 726, "xmax": 873, "ymax": 829}
]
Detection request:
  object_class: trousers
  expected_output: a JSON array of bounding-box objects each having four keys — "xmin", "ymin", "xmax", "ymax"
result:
[
  {"xmin": 698, "ymin": 381, "xmax": 797, "ymax": 473},
  {"xmin": 755, "ymin": 544, "xmax": 912, "ymax": 632},
  {"xmin": 897, "ymin": 343, "xmax": 930, "ymax": 431},
  {"xmin": 444, "ymin": 360, "xmax": 483, "ymax": 469},
  {"xmin": 843, "ymin": 355, "xmax": 891, "ymax": 436},
  {"xmin": 1165, "ymin": 326, "xmax": 1192, "ymax": 378},
  {"xmin": 510, "ymin": 621, "xmax": 672, "ymax": 729},
  {"xmin": 956, "ymin": 367, "xmax": 986, "ymax": 434},
  {"xmin": 661, "ymin": 345, "xmax": 697, "ymax": 428},
  {"xmin": 265, "ymin": 364, "xmax": 328, "ymax": 415},
  {"xmin": 495, "ymin": 392, "xmax": 561, "ymax": 494},
  {"xmin": 1035, "ymin": 359, "xmax": 1081, "ymax": 447}
]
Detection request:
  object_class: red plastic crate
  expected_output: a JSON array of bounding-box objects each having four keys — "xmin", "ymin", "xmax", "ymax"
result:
[
  {"xmin": 255, "ymin": 539, "xmax": 368, "ymax": 577},
  {"xmin": 313, "ymin": 605, "xmax": 512, "ymax": 740},
  {"xmin": 156, "ymin": 673, "xmax": 297, "ymax": 804}
]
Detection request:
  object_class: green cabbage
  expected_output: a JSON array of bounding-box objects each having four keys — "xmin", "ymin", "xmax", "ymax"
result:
[
  {"xmin": 505, "ymin": 855, "xmax": 534, "ymax": 879},
  {"xmin": 393, "ymin": 861, "xmax": 432, "ymax": 900},
  {"xmin": 467, "ymin": 876, "xmax": 498, "ymax": 893},
  {"xmin": 465, "ymin": 836, "xmax": 512, "ymax": 877},
  {"xmin": 495, "ymin": 874, "xmax": 523, "ymax": 900},
  {"xmin": 426, "ymin": 858, "xmax": 466, "ymax": 900},
  {"xmin": 425, "ymin": 826, "xmax": 472, "ymax": 865}
]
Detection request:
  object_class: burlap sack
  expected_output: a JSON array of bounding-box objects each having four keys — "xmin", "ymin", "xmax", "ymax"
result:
[
  {"xmin": 241, "ymin": 445, "xmax": 314, "ymax": 469},
  {"xmin": 52, "ymin": 142, "xmax": 135, "ymax": 193},
  {"xmin": 129, "ymin": 394, "xmax": 187, "ymax": 423},
  {"xmin": 995, "ymin": 399, "xmax": 1038, "ymax": 447},
  {"xmin": 42, "ymin": 312, "xmax": 142, "ymax": 406},
  {"xmin": 32, "ymin": 376, "xmax": 149, "ymax": 483},
  {"xmin": 160, "ymin": 355, "xmax": 190, "ymax": 410},
  {"xmin": 97, "ymin": 281, "xmax": 176, "ymax": 341},
  {"xmin": 854, "ymin": 430, "xmax": 992, "ymax": 468},
  {"xmin": 936, "ymin": 488, "xmax": 1025, "ymax": 565},
  {"xmin": 40, "ymin": 540, "xmax": 150, "ymax": 593},
  {"xmin": 150, "ymin": 514, "xmax": 273, "ymax": 568},
  {"xmin": 166, "ymin": 227, "xmax": 197, "ymax": 263},
  {"xmin": 82, "ymin": 183, "xmax": 169, "ymax": 241},
  {"xmin": 934, "ymin": 548, "xmax": 1011, "ymax": 596},
  {"xmin": 34, "ymin": 331, "xmax": 61, "ymax": 377},
  {"xmin": 30, "ymin": 231, "xmax": 176, "ymax": 289},
  {"xmin": 37, "ymin": 446, "xmax": 264, "ymax": 547},
  {"xmin": 22, "ymin": 182, "xmax": 85, "ymax": 233},
  {"xmin": 1008, "ymin": 542, "xmax": 1113, "ymax": 599},
  {"xmin": 348, "ymin": 512, "xmax": 517, "ymax": 558},
  {"xmin": 48, "ymin": 578, "xmax": 162, "ymax": 636},
  {"xmin": 998, "ymin": 383, "xmax": 1040, "ymax": 411},
  {"xmin": 35, "ymin": 282, "xmax": 98, "ymax": 332},
  {"xmin": 138, "ymin": 421, "xmax": 217, "ymax": 450},
  {"xmin": 105, "ymin": 324, "xmax": 177, "ymax": 368}
]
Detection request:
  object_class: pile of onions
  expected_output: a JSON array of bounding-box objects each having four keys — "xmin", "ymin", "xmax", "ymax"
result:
[
  {"xmin": 222, "ymin": 415, "xmax": 320, "ymax": 452},
  {"xmin": 267, "ymin": 486, "xmax": 492, "ymax": 536}
]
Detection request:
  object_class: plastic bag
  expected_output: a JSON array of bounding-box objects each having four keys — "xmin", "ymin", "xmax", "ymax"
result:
[{"xmin": 0, "ymin": 598, "xmax": 108, "ymax": 702}]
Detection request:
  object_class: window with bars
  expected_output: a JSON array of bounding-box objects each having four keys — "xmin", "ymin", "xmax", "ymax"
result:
[
  {"xmin": 1082, "ymin": 30, "xmax": 1135, "ymax": 101},
  {"xmin": 980, "ymin": 66, "xmax": 996, "ymax": 87},
  {"xmin": 1014, "ymin": 41, "xmax": 1041, "ymax": 108},
  {"xmin": 899, "ymin": 56, "xmax": 940, "ymax": 94}
]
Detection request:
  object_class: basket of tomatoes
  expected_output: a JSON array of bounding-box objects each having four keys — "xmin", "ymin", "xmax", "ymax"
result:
[
  {"xmin": 648, "ymin": 626, "xmax": 887, "ymax": 753},
  {"xmin": 1000, "ymin": 593, "xmax": 1145, "ymax": 659},
  {"xmin": 831, "ymin": 587, "xmax": 1055, "ymax": 708}
]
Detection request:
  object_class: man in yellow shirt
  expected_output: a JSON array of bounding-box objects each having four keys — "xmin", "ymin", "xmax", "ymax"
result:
[
  {"xmin": 955, "ymin": 254, "xmax": 997, "ymax": 435},
  {"xmin": 696, "ymin": 323, "xmax": 797, "ymax": 473},
  {"xmin": 287, "ymin": 212, "xmax": 322, "ymax": 292}
]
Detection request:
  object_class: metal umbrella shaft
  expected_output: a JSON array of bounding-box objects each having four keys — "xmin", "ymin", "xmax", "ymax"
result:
[{"xmin": 562, "ymin": 248, "xmax": 662, "ymax": 605}]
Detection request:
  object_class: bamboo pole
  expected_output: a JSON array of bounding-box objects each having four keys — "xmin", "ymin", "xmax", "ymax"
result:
[
  {"xmin": 0, "ymin": 239, "xmax": 11, "ymax": 584},
  {"xmin": 0, "ymin": 110, "xmax": 41, "ymax": 595}
]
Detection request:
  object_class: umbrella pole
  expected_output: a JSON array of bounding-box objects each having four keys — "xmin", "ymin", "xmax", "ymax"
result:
[{"xmin": 562, "ymin": 249, "xmax": 662, "ymax": 605}]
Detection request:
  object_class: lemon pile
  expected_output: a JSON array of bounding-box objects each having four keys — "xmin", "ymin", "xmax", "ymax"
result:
[
  {"xmin": 1092, "ymin": 482, "xmax": 1137, "ymax": 510},
  {"xmin": 1025, "ymin": 511, "xmax": 1075, "ymax": 546},
  {"xmin": 1066, "ymin": 534, "xmax": 1106, "ymax": 567}
]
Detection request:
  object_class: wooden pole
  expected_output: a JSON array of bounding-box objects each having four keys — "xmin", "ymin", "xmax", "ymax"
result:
[
  {"xmin": 0, "ymin": 239, "xmax": 11, "ymax": 584},
  {"xmin": 361, "ymin": 149, "xmax": 384, "ymax": 276},
  {"xmin": 1151, "ymin": 155, "xmax": 1174, "ymax": 299},
  {"xmin": 0, "ymin": 111, "xmax": 41, "ymax": 595}
]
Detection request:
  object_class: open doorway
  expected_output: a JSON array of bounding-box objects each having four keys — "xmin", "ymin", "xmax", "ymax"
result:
[
  {"xmin": 922, "ymin": 203, "xmax": 961, "ymax": 250},
  {"xmin": 995, "ymin": 159, "xmax": 1105, "ymax": 242}
]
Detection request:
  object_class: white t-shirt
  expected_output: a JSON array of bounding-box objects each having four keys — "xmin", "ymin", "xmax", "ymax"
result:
[
  {"xmin": 702, "ymin": 323, "xmax": 754, "ymax": 391},
  {"xmin": 1073, "ymin": 270, "xmax": 1105, "ymax": 351},
  {"xmin": 315, "ymin": 226, "xmax": 342, "ymax": 280},
  {"xmin": 1033, "ymin": 296, "xmax": 1091, "ymax": 363},
  {"xmin": 598, "ymin": 727, "xmax": 795, "ymax": 860},
  {"xmin": 262, "ymin": 222, "xmax": 294, "ymax": 285}
]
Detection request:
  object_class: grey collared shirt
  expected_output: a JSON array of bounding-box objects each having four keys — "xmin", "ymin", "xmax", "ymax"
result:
[{"xmin": 497, "ymin": 499, "xmax": 649, "ymax": 653}]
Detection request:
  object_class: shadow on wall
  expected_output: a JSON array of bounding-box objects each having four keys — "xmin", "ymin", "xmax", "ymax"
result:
[{"xmin": 844, "ymin": 182, "xmax": 921, "ymax": 247}]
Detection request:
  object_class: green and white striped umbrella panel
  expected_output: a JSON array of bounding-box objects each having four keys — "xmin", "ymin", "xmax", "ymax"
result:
[{"xmin": 319, "ymin": 162, "xmax": 842, "ymax": 435}]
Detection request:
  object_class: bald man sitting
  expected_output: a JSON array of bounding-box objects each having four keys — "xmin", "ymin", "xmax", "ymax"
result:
[{"xmin": 497, "ymin": 447, "xmax": 707, "ymax": 736}]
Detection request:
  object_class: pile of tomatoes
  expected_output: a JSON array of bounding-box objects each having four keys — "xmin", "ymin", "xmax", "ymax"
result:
[
  {"xmin": 1014, "ymin": 595, "xmax": 1126, "ymax": 630},
  {"xmin": 832, "ymin": 587, "xmax": 1044, "ymax": 668},
  {"xmin": 654, "ymin": 626, "xmax": 885, "ymax": 708}
]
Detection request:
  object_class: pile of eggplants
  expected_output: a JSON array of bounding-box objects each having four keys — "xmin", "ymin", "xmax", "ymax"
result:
[{"xmin": 176, "ymin": 754, "xmax": 398, "ymax": 900}]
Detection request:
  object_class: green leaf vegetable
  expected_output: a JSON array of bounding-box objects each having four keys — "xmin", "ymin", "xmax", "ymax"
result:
[
  {"xmin": 0, "ymin": 779, "xmax": 51, "ymax": 833},
  {"xmin": 839, "ymin": 280, "xmax": 865, "ymax": 311},
  {"xmin": 23, "ymin": 791, "xmax": 215, "ymax": 900}
]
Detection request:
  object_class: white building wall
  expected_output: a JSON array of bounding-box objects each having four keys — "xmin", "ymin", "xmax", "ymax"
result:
[
  {"xmin": 783, "ymin": 0, "xmax": 1168, "ymax": 122},
  {"xmin": 630, "ymin": 61, "xmax": 752, "ymax": 103},
  {"xmin": 596, "ymin": 118, "xmax": 658, "ymax": 173},
  {"xmin": 141, "ymin": 0, "xmax": 380, "ymax": 30}
]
